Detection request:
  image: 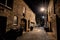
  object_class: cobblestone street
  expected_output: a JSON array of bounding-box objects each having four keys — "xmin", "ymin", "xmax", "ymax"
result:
[{"xmin": 16, "ymin": 27, "xmax": 52, "ymax": 40}]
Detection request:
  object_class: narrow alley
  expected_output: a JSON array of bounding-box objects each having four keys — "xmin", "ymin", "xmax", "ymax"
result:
[{"xmin": 0, "ymin": 0, "xmax": 60, "ymax": 40}]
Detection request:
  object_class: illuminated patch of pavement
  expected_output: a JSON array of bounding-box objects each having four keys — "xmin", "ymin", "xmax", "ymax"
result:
[{"xmin": 16, "ymin": 27, "xmax": 51, "ymax": 40}]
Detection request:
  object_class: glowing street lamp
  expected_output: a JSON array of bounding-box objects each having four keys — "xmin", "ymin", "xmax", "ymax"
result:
[{"xmin": 40, "ymin": 7, "xmax": 46, "ymax": 12}]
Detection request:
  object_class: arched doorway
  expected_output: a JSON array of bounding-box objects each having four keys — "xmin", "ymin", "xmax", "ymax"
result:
[{"xmin": 21, "ymin": 19, "xmax": 27, "ymax": 31}]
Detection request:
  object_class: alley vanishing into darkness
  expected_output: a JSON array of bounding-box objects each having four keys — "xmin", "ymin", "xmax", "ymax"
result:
[
  {"xmin": 0, "ymin": 0, "xmax": 60, "ymax": 40},
  {"xmin": 16, "ymin": 27, "xmax": 55, "ymax": 40}
]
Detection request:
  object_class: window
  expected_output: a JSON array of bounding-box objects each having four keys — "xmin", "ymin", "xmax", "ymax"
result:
[
  {"xmin": 13, "ymin": 16, "xmax": 18, "ymax": 26},
  {"xmin": 0, "ymin": 0, "xmax": 5, "ymax": 5},
  {"xmin": 7, "ymin": 0, "xmax": 14, "ymax": 8},
  {"xmin": 0, "ymin": 0, "xmax": 14, "ymax": 9}
]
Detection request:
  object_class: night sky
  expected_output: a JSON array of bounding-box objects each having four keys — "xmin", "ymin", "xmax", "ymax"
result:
[{"xmin": 24, "ymin": 0, "xmax": 50, "ymax": 18}]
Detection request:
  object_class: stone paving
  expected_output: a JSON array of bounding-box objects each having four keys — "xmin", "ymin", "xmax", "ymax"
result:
[
  {"xmin": 47, "ymin": 32, "xmax": 56, "ymax": 40},
  {"xmin": 16, "ymin": 27, "xmax": 52, "ymax": 40}
]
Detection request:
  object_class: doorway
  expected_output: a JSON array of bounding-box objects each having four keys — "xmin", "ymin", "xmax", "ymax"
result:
[
  {"xmin": 21, "ymin": 19, "xmax": 27, "ymax": 31},
  {"xmin": 50, "ymin": 22, "xmax": 52, "ymax": 32},
  {"xmin": 0, "ymin": 16, "xmax": 7, "ymax": 36},
  {"xmin": 28, "ymin": 20, "xmax": 30, "ymax": 29}
]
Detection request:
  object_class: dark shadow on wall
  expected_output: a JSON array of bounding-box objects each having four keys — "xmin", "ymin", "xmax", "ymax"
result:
[
  {"xmin": 5, "ymin": 29, "xmax": 17, "ymax": 40},
  {"xmin": 0, "ymin": 16, "xmax": 7, "ymax": 40},
  {"xmin": 56, "ymin": 15, "xmax": 60, "ymax": 40}
]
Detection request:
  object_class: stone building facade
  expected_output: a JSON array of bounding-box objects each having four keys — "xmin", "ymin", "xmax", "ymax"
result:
[
  {"xmin": 48, "ymin": 0, "xmax": 57, "ymax": 40},
  {"xmin": 0, "ymin": 0, "xmax": 36, "ymax": 32}
]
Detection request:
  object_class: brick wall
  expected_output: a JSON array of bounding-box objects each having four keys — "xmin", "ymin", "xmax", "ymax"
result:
[{"xmin": 0, "ymin": 0, "xmax": 36, "ymax": 32}]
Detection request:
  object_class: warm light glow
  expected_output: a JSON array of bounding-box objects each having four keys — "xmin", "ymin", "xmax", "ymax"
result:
[{"xmin": 40, "ymin": 7, "xmax": 45, "ymax": 12}]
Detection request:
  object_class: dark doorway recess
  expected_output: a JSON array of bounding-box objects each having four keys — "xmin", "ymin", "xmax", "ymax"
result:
[
  {"xmin": 28, "ymin": 20, "xmax": 30, "ymax": 28},
  {"xmin": 21, "ymin": 19, "xmax": 27, "ymax": 31},
  {"xmin": 0, "ymin": 16, "xmax": 7, "ymax": 39},
  {"xmin": 49, "ymin": 22, "xmax": 53, "ymax": 32},
  {"xmin": 56, "ymin": 15, "xmax": 60, "ymax": 40}
]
